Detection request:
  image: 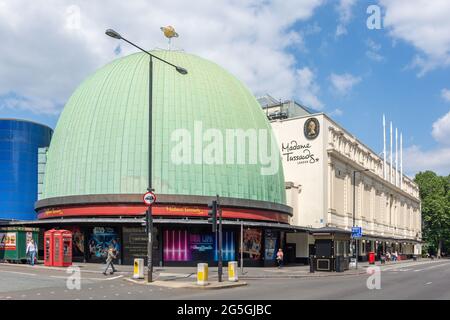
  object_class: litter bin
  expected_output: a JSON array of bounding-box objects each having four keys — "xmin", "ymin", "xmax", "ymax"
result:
[
  {"xmin": 368, "ymin": 251, "xmax": 376, "ymax": 265},
  {"xmin": 335, "ymin": 256, "xmax": 345, "ymax": 272},
  {"xmin": 309, "ymin": 255, "xmax": 315, "ymax": 273}
]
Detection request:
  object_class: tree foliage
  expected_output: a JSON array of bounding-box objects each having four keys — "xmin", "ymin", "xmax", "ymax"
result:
[{"xmin": 414, "ymin": 171, "xmax": 450, "ymax": 255}]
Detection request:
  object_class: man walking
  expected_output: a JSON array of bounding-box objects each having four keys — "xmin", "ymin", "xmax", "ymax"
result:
[
  {"xmin": 103, "ymin": 244, "xmax": 118, "ymax": 275},
  {"xmin": 26, "ymin": 239, "xmax": 37, "ymax": 266}
]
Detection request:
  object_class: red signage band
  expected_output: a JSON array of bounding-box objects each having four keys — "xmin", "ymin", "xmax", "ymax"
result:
[{"xmin": 37, "ymin": 204, "xmax": 289, "ymax": 224}]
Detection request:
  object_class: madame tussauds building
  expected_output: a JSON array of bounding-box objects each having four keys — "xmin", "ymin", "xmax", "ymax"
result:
[{"xmin": 30, "ymin": 50, "xmax": 303, "ymax": 266}]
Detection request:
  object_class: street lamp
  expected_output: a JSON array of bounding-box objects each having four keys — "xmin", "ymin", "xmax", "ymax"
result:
[
  {"xmin": 352, "ymin": 168, "xmax": 370, "ymax": 269},
  {"xmin": 105, "ymin": 28, "xmax": 187, "ymax": 282}
]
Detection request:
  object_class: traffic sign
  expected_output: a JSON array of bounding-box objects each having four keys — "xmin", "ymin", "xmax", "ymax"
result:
[
  {"xmin": 351, "ymin": 227, "xmax": 362, "ymax": 239},
  {"xmin": 143, "ymin": 191, "xmax": 156, "ymax": 206}
]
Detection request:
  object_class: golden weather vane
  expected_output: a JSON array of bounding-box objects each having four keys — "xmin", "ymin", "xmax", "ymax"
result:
[{"xmin": 160, "ymin": 25, "xmax": 179, "ymax": 50}]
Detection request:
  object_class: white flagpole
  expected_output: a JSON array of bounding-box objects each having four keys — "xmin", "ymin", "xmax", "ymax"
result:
[
  {"xmin": 400, "ymin": 132, "xmax": 403, "ymax": 190},
  {"xmin": 390, "ymin": 122, "xmax": 393, "ymax": 184},
  {"xmin": 395, "ymin": 128, "xmax": 398, "ymax": 187},
  {"xmin": 383, "ymin": 115, "xmax": 386, "ymax": 180}
]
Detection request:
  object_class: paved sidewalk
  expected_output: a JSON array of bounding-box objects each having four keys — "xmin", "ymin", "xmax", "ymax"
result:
[{"xmin": 1, "ymin": 257, "xmax": 441, "ymax": 281}]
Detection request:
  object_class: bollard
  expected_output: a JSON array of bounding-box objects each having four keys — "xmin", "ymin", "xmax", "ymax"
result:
[
  {"xmin": 133, "ymin": 258, "xmax": 144, "ymax": 279},
  {"xmin": 228, "ymin": 261, "xmax": 238, "ymax": 282},
  {"xmin": 309, "ymin": 255, "xmax": 315, "ymax": 273},
  {"xmin": 197, "ymin": 263, "xmax": 208, "ymax": 286}
]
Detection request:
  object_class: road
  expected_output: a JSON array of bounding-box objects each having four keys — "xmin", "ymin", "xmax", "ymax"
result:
[{"xmin": 0, "ymin": 259, "xmax": 449, "ymax": 300}]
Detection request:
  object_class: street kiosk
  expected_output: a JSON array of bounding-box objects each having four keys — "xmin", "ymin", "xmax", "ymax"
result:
[{"xmin": 0, "ymin": 227, "xmax": 39, "ymax": 263}]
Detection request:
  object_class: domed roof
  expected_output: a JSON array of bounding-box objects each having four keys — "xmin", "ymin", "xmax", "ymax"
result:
[{"xmin": 42, "ymin": 50, "xmax": 286, "ymax": 204}]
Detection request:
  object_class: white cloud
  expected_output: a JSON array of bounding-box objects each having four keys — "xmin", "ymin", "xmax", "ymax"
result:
[
  {"xmin": 404, "ymin": 110, "xmax": 450, "ymax": 175},
  {"xmin": 432, "ymin": 110, "xmax": 450, "ymax": 145},
  {"xmin": 296, "ymin": 67, "xmax": 324, "ymax": 110},
  {"xmin": 0, "ymin": 0, "xmax": 325, "ymax": 114},
  {"xmin": 404, "ymin": 145, "xmax": 450, "ymax": 175},
  {"xmin": 335, "ymin": 0, "xmax": 357, "ymax": 37},
  {"xmin": 380, "ymin": 0, "xmax": 450, "ymax": 76},
  {"xmin": 329, "ymin": 73, "xmax": 361, "ymax": 95},
  {"xmin": 441, "ymin": 88, "xmax": 450, "ymax": 102},
  {"xmin": 329, "ymin": 108, "xmax": 343, "ymax": 117}
]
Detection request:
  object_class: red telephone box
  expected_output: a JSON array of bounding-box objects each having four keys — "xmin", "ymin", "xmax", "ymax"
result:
[
  {"xmin": 44, "ymin": 229, "xmax": 73, "ymax": 267},
  {"xmin": 44, "ymin": 229, "xmax": 57, "ymax": 266}
]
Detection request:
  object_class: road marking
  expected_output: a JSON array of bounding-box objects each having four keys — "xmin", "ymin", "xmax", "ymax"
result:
[
  {"xmin": 0, "ymin": 270, "xmax": 37, "ymax": 276},
  {"xmin": 425, "ymin": 282, "xmax": 432, "ymax": 285},
  {"xmin": 414, "ymin": 269, "xmax": 423, "ymax": 272}
]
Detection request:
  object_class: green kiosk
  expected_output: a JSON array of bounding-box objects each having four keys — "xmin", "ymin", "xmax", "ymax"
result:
[{"xmin": 0, "ymin": 227, "xmax": 39, "ymax": 263}]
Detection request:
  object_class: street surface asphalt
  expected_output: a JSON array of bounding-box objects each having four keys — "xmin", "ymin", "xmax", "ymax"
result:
[{"xmin": 0, "ymin": 259, "xmax": 449, "ymax": 300}]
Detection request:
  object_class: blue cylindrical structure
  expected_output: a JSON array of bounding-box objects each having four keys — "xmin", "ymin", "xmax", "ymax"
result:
[{"xmin": 0, "ymin": 119, "xmax": 53, "ymax": 220}]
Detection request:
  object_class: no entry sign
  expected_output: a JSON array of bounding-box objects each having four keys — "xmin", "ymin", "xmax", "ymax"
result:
[{"xmin": 143, "ymin": 191, "xmax": 156, "ymax": 206}]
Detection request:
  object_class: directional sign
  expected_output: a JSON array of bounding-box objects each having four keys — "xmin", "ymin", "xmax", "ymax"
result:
[
  {"xmin": 351, "ymin": 227, "xmax": 362, "ymax": 239},
  {"xmin": 143, "ymin": 191, "xmax": 156, "ymax": 206}
]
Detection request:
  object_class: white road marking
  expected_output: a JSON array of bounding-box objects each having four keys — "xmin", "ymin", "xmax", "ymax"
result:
[
  {"xmin": 425, "ymin": 282, "xmax": 432, "ymax": 285},
  {"xmin": 0, "ymin": 270, "xmax": 37, "ymax": 276}
]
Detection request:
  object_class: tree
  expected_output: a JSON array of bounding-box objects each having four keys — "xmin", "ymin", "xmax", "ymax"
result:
[{"xmin": 414, "ymin": 171, "xmax": 450, "ymax": 257}]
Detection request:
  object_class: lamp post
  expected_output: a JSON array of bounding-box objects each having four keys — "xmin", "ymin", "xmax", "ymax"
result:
[
  {"xmin": 352, "ymin": 168, "xmax": 370, "ymax": 269},
  {"xmin": 105, "ymin": 29, "xmax": 187, "ymax": 282}
]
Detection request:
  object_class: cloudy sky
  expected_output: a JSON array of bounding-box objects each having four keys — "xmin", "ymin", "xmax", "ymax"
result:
[{"xmin": 0, "ymin": 0, "xmax": 449, "ymax": 176}]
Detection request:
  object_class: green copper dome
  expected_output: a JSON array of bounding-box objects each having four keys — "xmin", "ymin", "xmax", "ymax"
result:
[{"xmin": 42, "ymin": 50, "xmax": 286, "ymax": 204}]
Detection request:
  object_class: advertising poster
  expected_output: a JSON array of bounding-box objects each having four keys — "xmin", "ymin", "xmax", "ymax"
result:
[
  {"xmin": 66, "ymin": 226, "xmax": 84, "ymax": 257},
  {"xmin": 242, "ymin": 228, "xmax": 262, "ymax": 260},
  {"xmin": 0, "ymin": 232, "xmax": 17, "ymax": 251},
  {"xmin": 164, "ymin": 229, "xmax": 190, "ymax": 262},
  {"xmin": 264, "ymin": 230, "xmax": 278, "ymax": 260},
  {"xmin": 190, "ymin": 233, "xmax": 214, "ymax": 261},
  {"xmin": 88, "ymin": 227, "xmax": 119, "ymax": 262},
  {"xmin": 122, "ymin": 227, "xmax": 148, "ymax": 265},
  {"xmin": 163, "ymin": 229, "xmax": 236, "ymax": 262},
  {"xmin": 214, "ymin": 231, "xmax": 235, "ymax": 262}
]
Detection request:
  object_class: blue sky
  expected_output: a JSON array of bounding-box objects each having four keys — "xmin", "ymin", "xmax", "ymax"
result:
[{"xmin": 0, "ymin": 0, "xmax": 449, "ymax": 175}]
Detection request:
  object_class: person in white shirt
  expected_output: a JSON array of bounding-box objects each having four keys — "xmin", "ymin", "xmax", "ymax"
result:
[{"xmin": 26, "ymin": 239, "xmax": 37, "ymax": 266}]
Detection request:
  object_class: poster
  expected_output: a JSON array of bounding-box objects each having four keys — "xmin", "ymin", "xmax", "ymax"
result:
[
  {"xmin": 214, "ymin": 231, "xmax": 235, "ymax": 262},
  {"xmin": 66, "ymin": 226, "xmax": 84, "ymax": 257},
  {"xmin": 264, "ymin": 230, "xmax": 278, "ymax": 260},
  {"xmin": 88, "ymin": 227, "xmax": 119, "ymax": 262},
  {"xmin": 0, "ymin": 232, "xmax": 16, "ymax": 251},
  {"xmin": 122, "ymin": 227, "xmax": 148, "ymax": 265},
  {"xmin": 242, "ymin": 228, "xmax": 262, "ymax": 260},
  {"xmin": 163, "ymin": 229, "xmax": 236, "ymax": 262}
]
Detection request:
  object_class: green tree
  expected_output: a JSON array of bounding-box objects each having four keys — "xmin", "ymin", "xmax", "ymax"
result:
[{"xmin": 414, "ymin": 171, "xmax": 450, "ymax": 256}]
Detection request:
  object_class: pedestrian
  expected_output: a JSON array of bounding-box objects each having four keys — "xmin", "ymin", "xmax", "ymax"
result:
[
  {"xmin": 393, "ymin": 251, "xmax": 398, "ymax": 262},
  {"xmin": 26, "ymin": 239, "xmax": 37, "ymax": 266},
  {"xmin": 276, "ymin": 248, "xmax": 284, "ymax": 269},
  {"xmin": 386, "ymin": 251, "xmax": 391, "ymax": 262},
  {"xmin": 103, "ymin": 245, "xmax": 117, "ymax": 275}
]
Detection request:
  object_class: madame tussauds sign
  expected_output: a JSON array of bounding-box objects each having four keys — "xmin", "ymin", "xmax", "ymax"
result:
[{"xmin": 281, "ymin": 140, "xmax": 319, "ymax": 165}]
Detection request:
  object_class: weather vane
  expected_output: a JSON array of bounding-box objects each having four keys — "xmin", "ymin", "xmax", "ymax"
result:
[{"xmin": 160, "ymin": 25, "xmax": 179, "ymax": 50}]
